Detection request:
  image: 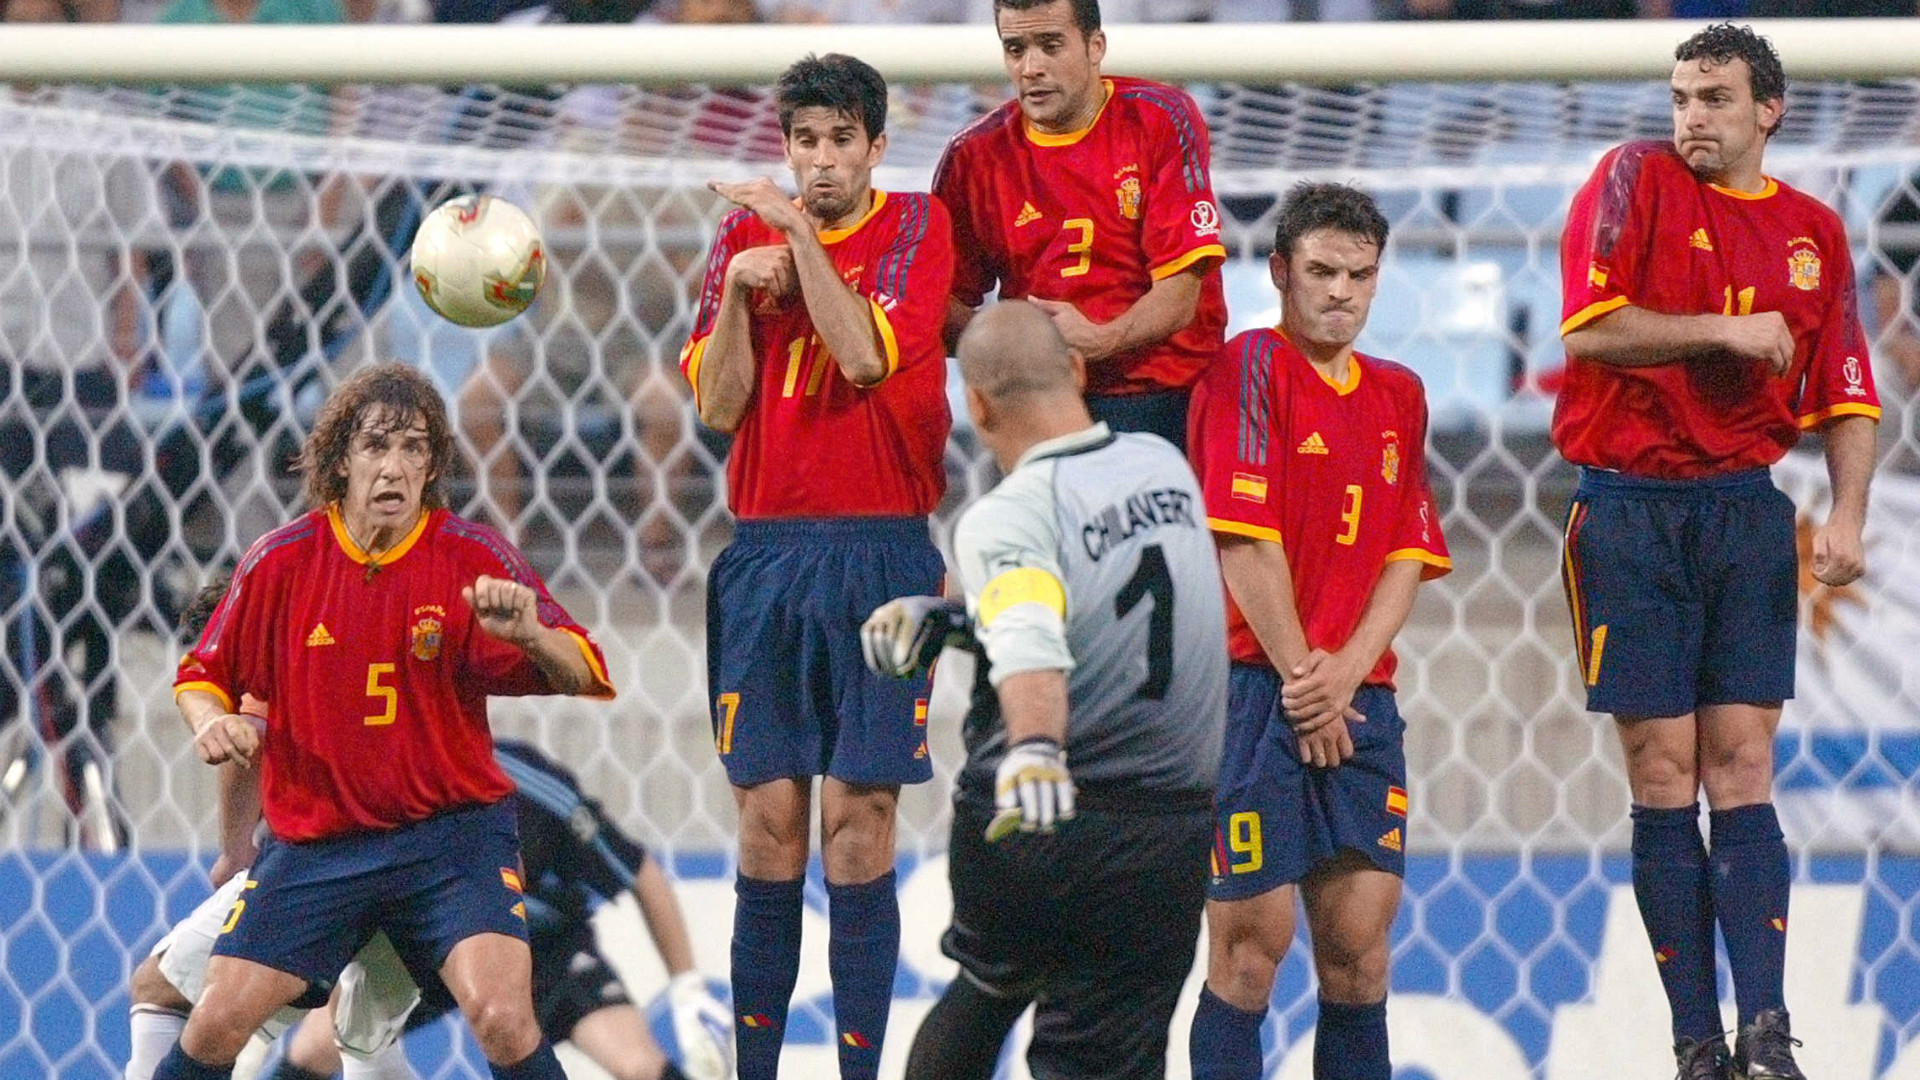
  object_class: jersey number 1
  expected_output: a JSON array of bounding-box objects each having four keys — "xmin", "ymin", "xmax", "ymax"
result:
[{"xmin": 1116, "ymin": 544, "xmax": 1174, "ymax": 701}]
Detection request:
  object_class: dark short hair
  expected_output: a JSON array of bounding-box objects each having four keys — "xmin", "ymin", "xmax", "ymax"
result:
[
  {"xmin": 992, "ymin": 0, "xmax": 1100, "ymax": 36},
  {"xmin": 295, "ymin": 363, "xmax": 454, "ymax": 511},
  {"xmin": 1273, "ymin": 182, "xmax": 1390, "ymax": 261},
  {"xmin": 179, "ymin": 575, "xmax": 231, "ymax": 642},
  {"xmin": 776, "ymin": 53, "xmax": 888, "ymax": 140},
  {"xmin": 1676, "ymin": 22, "xmax": 1787, "ymax": 135}
]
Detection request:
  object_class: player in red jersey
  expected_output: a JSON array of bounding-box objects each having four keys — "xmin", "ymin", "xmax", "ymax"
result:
[
  {"xmin": 1185, "ymin": 184, "xmax": 1449, "ymax": 1080},
  {"xmin": 156, "ymin": 363, "xmax": 612, "ymax": 1080},
  {"xmin": 1556, "ymin": 26, "xmax": 1879, "ymax": 1080},
  {"xmin": 677, "ymin": 53, "xmax": 953, "ymax": 1080},
  {"xmin": 932, "ymin": 0, "xmax": 1227, "ymax": 449}
]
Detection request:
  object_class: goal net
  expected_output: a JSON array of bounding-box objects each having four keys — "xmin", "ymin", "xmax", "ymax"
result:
[{"xmin": 4, "ymin": 32, "xmax": 1920, "ymax": 1080}]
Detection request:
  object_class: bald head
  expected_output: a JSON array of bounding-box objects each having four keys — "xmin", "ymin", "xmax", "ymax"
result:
[{"xmin": 957, "ymin": 300, "xmax": 1079, "ymax": 403}]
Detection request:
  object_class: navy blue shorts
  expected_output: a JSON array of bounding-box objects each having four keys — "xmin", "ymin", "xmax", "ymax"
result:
[
  {"xmin": 213, "ymin": 800, "xmax": 529, "ymax": 1007},
  {"xmin": 1561, "ymin": 467, "xmax": 1797, "ymax": 718},
  {"xmin": 1208, "ymin": 665, "xmax": 1408, "ymax": 902},
  {"xmin": 1087, "ymin": 388, "xmax": 1190, "ymax": 453},
  {"xmin": 706, "ymin": 516, "xmax": 943, "ymax": 787}
]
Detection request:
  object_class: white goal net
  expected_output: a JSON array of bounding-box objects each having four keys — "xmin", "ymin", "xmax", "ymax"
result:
[{"xmin": 4, "ymin": 40, "xmax": 1920, "ymax": 1080}]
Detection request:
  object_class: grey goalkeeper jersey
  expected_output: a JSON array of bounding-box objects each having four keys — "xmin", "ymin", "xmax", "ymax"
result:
[{"xmin": 952, "ymin": 423, "xmax": 1227, "ymax": 802}]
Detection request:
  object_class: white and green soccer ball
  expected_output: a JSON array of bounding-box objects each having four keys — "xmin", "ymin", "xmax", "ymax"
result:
[{"xmin": 410, "ymin": 194, "xmax": 547, "ymax": 328}]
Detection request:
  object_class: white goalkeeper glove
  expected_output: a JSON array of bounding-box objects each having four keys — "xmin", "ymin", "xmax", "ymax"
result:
[
  {"xmin": 667, "ymin": 971, "xmax": 734, "ymax": 1080},
  {"xmin": 985, "ymin": 736, "xmax": 1076, "ymax": 842},
  {"xmin": 861, "ymin": 595, "xmax": 972, "ymax": 678}
]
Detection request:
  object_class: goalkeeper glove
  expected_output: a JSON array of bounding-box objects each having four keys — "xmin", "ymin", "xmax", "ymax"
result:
[
  {"xmin": 666, "ymin": 971, "xmax": 734, "ymax": 1080},
  {"xmin": 985, "ymin": 736, "xmax": 1076, "ymax": 842},
  {"xmin": 860, "ymin": 594, "xmax": 973, "ymax": 678}
]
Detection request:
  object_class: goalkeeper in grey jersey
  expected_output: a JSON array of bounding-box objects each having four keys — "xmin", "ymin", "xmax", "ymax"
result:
[{"xmin": 862, "ymin": 299, "xmax": 1227, "ymax": 1080}]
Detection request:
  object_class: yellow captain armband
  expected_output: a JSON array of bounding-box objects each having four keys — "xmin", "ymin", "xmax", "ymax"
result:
[{"xmin": 977, "ymin": 567, "xmax": 1067, "ymax": 628}]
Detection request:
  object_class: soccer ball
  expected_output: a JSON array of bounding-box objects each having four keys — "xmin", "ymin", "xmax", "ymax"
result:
[{"xmin": 410, "ymin": 194, "xmax": 547, "ymax": 328}]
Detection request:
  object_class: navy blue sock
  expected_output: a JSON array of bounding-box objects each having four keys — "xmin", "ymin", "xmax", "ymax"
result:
[
  {"xmin": 152, "ymin": 1044, "xmax": 233, "ymax": 1080},
  {"xmin": 487, "ymin": 1039, "xmax": 565, "ymax": 1080},
  {"xmin": 828, "ymin": 871, "xmax": 899, "ymax": 1080},
  {"xmin": 1710, "ymin": 803, "xmax": 1790, "ymax": 1025},
  {"xmin": 733, "ymin": 874, "xmax": 805, "ymax": 1080},
  {"xmin": 1189, "ymin": 985, "xmax": 1265, "ymax": 1080},
  {"xmin": 1314, "ymin": 998, "xmax": 1389, "ymax": 1080},
  {"xmin": 1631, "ymin": 803, "xmax": 1722, "ymax": 1042}
]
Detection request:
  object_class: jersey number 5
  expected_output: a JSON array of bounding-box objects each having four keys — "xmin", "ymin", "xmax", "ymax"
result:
[
  {"xmin": 1116, "ymin": 544, "xmax": 1174, "ymax": 701},
  {"xmin": 365, "ymin": 663, "xmax": 398, "ymax": 726}
]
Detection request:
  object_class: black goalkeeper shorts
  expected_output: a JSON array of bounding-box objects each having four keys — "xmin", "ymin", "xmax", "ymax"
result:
[{"xmin": 942, "ymin": 792, "xmax": 1211, "ymax": 1080}]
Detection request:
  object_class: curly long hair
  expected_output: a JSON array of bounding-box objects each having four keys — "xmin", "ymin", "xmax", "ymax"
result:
[{"xmin": 294, "ymin": 363, "xmax": 455, "ymax": 511}]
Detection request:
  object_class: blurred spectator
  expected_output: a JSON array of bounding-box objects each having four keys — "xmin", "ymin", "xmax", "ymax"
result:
[
  {"xmin": 769, "ymin": 0, "xmax": 962, "ymax": 20},
  {"xmin": 1870, "ymin": 177, "xmax": 1920, "ymax": 469},
  {"xmin": 1748, "ymin": 0, "xmax": 1915, "ymax": 13},
  {"xmin": 1209, "ymin": 0, "xmax": 1379, "ymax": 18},
  {"xmin": 677, "ymin": 0, "xmax": 754, "ymax": 17},
  {"xmin": 0, "ymin": 0, "xmax": 145, "ymax": 850},
  {"xmin": 440, "ymin": 0, "xmax": 749, "ymax": 586},
  {"xmin": 1403, "ymin": 0, "xmax": 1657, "ymax": 19}
]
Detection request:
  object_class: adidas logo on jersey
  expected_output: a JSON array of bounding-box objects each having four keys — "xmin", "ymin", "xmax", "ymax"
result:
[
  {"xmin": 1297, "ymin": 432, "xmax": 1329, "ymax": 455},
  {"xmin": 306, "ymin": 622, "xmax": 335, "ymax": 647},
  {"xmin": 1014, "ymin": 201, "xmax": 1042, "ymax": 227},
  {"xmin": 1378, "ymin": 827, "xmax": 1403, "ymax": 852},
  {"xmin": 1689, "ymin": 228, "xmax": 1714, "ymax": 252}
]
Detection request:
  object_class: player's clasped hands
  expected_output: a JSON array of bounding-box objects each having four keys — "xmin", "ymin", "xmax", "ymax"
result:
[
  {"xmin": 986, "ymin": 737, "xmax": 1076, "ymax": 842},
  {"xmin": 463, "ymin": 574, "xmax": 539, "ymax": 645},
  {"xmin": 192, "ymin": 712, "xmax": 263, "ymax": 768},
  {"xmin": 724, "ymin": 244, "xmax": 797, "ymax": 299},
  {"xmin": 1284, "ymin": 649, "xmax": 1366, "ymax": 768}
]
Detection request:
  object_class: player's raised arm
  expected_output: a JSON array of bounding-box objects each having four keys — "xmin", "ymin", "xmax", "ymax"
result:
[
  {"xmin": 462, "ymin": 573, "xmax": 612, "ymax": 698},
  {"xmin": 682, "ymin": 210, "xmax": 777, "ymax": 434}
]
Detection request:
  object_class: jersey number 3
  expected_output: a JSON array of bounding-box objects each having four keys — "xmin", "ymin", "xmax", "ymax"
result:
[{"xmin": 1116, "ymin": 544, "xmax": 1174, "ymax": 701}]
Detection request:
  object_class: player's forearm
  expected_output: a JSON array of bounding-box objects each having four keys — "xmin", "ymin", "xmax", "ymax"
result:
[
  {"xmin": 1562, "ymin": 305, "xmax": 1737, "ymax": 368},
  {"xmin": 217, "ymin": 760, "xmax": 262, "ymax": 861},
  {"xmin": 632, "ymin": 857, "xmax": 697, "ymax": 975},
  {"xmin": 1822, "ymin": 413, "xmax": 1877, "ymax": 525},
  {"xmin": 1336, "ymin": 559, "xmax": 1423, "ymax": 682},
  {"xmin": 944, "ymin": 296, "xmax": 976, "ymax": 356},
  {"xmin": 1083, "ymin": 269, "xmax": 1203, "ymax": 363},
  {"xmin": 516, "ymin": 625, "xmax": 602, "ymax": 696},
  {"xmin": 1217, "ymin": 535, "xmax": 1311, "ymax": 674},
  {"xmin": 788, "ymin": 230, "xmax": 887, "ymax": 386},
  {"xmin": 995, "ymin": 669, "xmax": 1070, "ymax": 746},
  {"xmin": 176, "ymin": 688, "xmax": 232, "ymax": 736},
  {"xmin": 695, "ymin": 286, "xmax": 759, "ymax": 433}
]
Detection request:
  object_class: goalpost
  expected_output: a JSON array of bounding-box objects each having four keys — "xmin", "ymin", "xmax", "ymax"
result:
[{"xmin": 2, "ymin": 21, "xmax": 1919, "ymax": 1080}]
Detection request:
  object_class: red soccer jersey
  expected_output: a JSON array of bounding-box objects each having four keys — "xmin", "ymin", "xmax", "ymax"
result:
[
  {"xmin": 932, "ymin": 76, "xmax": 1228, "ymax": 397},
  {"xmin": 175, "ymin": 506, "xmax": 613, "ymax": 842},
  {"xmin": 679, "ymin": 190, "xmax": 954, "ymax": 520},
  {"xmin": 1188, "ymin": 329, "xmax": 1451, "ymax": 688},
  {"xmin": 1556, "ymin": 141, "xmax": 1880, "ymax": 477}
]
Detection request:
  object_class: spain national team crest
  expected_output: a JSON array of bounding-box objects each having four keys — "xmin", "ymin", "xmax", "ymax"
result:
[
  {"xmin": 1380, "ymin": 430, "xmax": 1401, "ymax": 486},
  {"xmin": 1116, "ymin": 176, "xmax": 1142, "ymax": 220},
  {"xmin": 411, "ymin": 612, "xmax": 443, "ymax": 662},
  {"xmin": 1788, "ymin": 245, "xmax": 1822, "ymax": 291}
]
